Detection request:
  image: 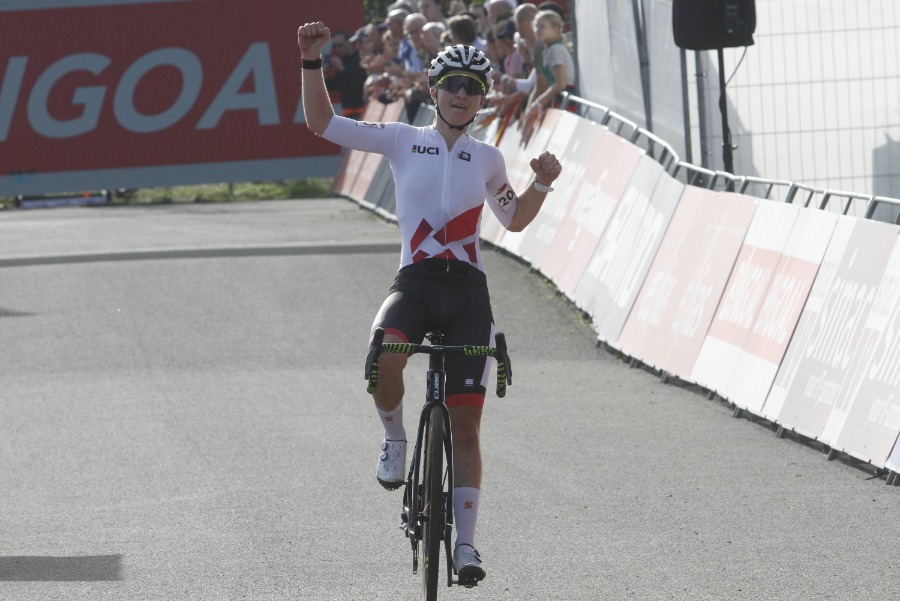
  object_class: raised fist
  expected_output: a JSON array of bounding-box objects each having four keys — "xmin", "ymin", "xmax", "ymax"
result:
[{"xmin": 298, "ymin": 21, "xmax": 331, "ymax": 58}]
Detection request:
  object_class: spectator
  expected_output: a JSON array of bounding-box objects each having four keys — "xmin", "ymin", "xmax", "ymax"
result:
[
  {"xmin": 422, "ymin": 21, "xmax": 448, "ymax": 60},
  {"xmin": 535, "ymin": 0, "xmax": 573, "ymax": 46},
  {"xmin": 324, "ymin": 29, "xmax": 368, "ymax": 119},
  {"xmin": 486, "ymin": 0, "xmax": 516, "ymax": 24},
  {"xmin": 536, "ymin": 0, "xmax": 564, "ymax": 20},
  {"xmin": 368, "ymin": 30, "xmax": 412, "ymax": 106},
  {"xmin": 388, "ymin": 0, "xmax": 416, "ymax": 11},
  {"xmin": 492, "ymin": 18, "xmax": 523, "ymax": 77},
  {"xmin": 380, "ymin": 29, "xmax": 405, "ymax": 77},
  {"xmin": 487, "ymin": 4, "xmax": 538, "ymax": 118},
  {"xmin": 484, "ymin": 25, "xmax": 499, "ymax": 66},
  {"xmin": 419, "ymin": 0, "xmax": 447, "ymax": 24},
  {"xmin": 399, "ymin": 13, "xmax": 427, "ymax": 73},
  {"xmin": 524, "ymin": 8, "xmax": 575, "ymax": 122},
  {"xmin": 447, "ymin": 13, "xmax": 480, "ymax": 46},
  {"xmin": 448, "ymin": 0, "xmax": 469, "ymax": 16},
  {"xmin": 401, "ymin": 13, "xmax": 436, "ymax": 120},
  {"xmin": 469, "ymin": 2, "xmax": 492, "ymax": 41},
  {"xmin": 384, "ymin": 7, "xmax": 410, "ymax": 40},
  {"xmin": 500, "ymin": 3, "xmax": 541, "ymax": 97},
  {"xmin": 513, "ymin": 2, "xmax": 540, "ymax": 72},
  {"xmin": 358, "ymin": 22, "xmax": 385, "ymax": 58}
]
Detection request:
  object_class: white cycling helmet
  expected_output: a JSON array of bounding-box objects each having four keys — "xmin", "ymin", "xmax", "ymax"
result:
[{"xmin": 427, "ymin": 44, "xmax": 493, "ymax": 92}]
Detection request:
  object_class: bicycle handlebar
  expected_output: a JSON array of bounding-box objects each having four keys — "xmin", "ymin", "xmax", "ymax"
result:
[{"xmin": 364, "ymin": 327, "xmax": 512, "ymax": 398}]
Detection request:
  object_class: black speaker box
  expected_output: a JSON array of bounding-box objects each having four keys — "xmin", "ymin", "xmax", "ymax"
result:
[{"xmin": 673, "ymin": 0, "xmax": 756, "ymax": 50}]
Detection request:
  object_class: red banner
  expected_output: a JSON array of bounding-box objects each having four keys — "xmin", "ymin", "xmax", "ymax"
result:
[{"xmin": 1, "ymin": 0, "xmax": 363, "ymax": 193}]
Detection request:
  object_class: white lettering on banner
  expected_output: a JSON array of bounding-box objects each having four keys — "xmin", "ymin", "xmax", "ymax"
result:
[
  {"xmin": 718, "ymin": 257, "xmax": 771, "ymax": 329},
  {"xmin": 868, "ymin": 295, "xmax": 900, "ymax": 388},
  {"xmin": 6, "ymin": 43, "xmax": 280, "ymax": 140},
  {"xmin": 671, "ymin": 278, "xmax": 712, "ymax": 337},
  {"xmin": 636, "ymin": 267, "xmax": 676, "ymax": 327},
  {"xmin": 28, "ymin": 52, "xmax": 111, "ymax": 138},
  {"xmin": 0, "ymin": 56, "xmax": 28, "ymax": 141},
  {"xmin": 616, "ymin": 211, "xmax": 665, "ymax": 306},
  {"xmin": 569, "ymin": 173, "xmax": 612, "ymax": 239},
  {"xmin": 587, "ymin": 186, "xmax": 664, "ymax": 308},
  {"xmin": 805, "ymin": 277, "xmax": 876, "ymax": 371},
  {"xmin": 114, "ymin": 48, "xmax": 202, "ymax": 133},
  {"xmin": 589, "ymin": 187, "xmax": 643, "ymax": 278},
  {"xmin": 197, "ymin": 42, "xmax": 278, "ymax": 129},
  {"xmin": 752, "ymin": 270, "xmax": 806, "ymax": 344},
  {"xmin": 868, "ymin": 396, "xmax": 900, "ymax": 430},
  {"xmin": 801, "ymin": 370, "xmax": 839, "ymax": 408}
]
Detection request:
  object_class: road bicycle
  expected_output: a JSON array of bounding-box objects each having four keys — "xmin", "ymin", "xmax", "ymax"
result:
[{"xmin": 364, "ymin": 327, "xmax": 512, "ymax": 601}]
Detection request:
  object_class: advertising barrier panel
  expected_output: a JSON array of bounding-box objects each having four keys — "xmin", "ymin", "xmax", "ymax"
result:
[
  {"xmin": 477, "ymin": 116, "xmax": 517, "ymax": 247},
  {"xmin": 496, "ymin": 109, "xmax": 561, "ymax": 258},
  {"xmin": 1, "ymin": 0, "xmax": 361, "ymax": 195},
  {"xmin": 538, "ymin": 125, "xmax": 643, "ymax": 297},
  {"xmin": 574, "ymin": 156, "xmax": 680, "ymax": 342},
  {"xmin": 347, "ymin": 105, "xmax": 391, "ymax": 203},
  {"xmin": 724, "ymin": 208, "xmax": 838, "ymax": 415},
  {"xmin": 824, "ymin": 235, "xmax": 900, "ymax": 466},
  {"xmin": 764, "ymin": 217, "xmax": 899, "ymax": 439},
  {"xmin": 333, "ymin": 101, "xmax": 386, "ymax": 198},
  {"xmin": 615, "ymin": 188, "xmax": 758, "ymax": 378},
  {"xmin": 512, "ymin": 110, "xmax": 579, "ymax": 266},
  {"xmin": 690, "ymin": 201, "xmax": 800, "ymax": 394}
]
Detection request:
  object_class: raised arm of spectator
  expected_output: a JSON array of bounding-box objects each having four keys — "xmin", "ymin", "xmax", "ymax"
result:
[{"xmin": 298, "ymin": 21, "xmax": 335, "ymax": 136}]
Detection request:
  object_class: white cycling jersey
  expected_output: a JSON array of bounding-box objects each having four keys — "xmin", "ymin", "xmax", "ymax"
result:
[{"xmin": 323, "ymin": 116, "xmax": 519, "ymax": 272}]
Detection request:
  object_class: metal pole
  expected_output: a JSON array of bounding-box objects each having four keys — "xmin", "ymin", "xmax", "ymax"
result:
[
  {"xmin": 694, "ymin": 51, "xmax": 709, "ymax": 180},
  {"xmin": 632, "ymin": 0, "xmax": 652, "ymax": 131},
  {"xmin": 680, "ymin": 48, "xmax": 693, "ymax": 166},
  {"xmin": 717, "ymin": 48, "xmax": 735, "ymax": 189}
]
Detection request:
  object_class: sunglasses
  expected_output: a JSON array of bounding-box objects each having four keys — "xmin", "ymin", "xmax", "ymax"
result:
[{"xmin": 436, "ymin": 74, "xmax": 486, "ymax": 96}]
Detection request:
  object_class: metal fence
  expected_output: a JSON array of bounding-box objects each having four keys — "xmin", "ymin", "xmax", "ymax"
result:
[{"xmin": 561, "ymin": 92, "xmax": 900, "ymax": 223}]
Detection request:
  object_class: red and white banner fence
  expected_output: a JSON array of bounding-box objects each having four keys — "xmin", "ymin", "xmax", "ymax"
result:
[
  {"xmin": 1, "ymin": 0, "xmax": 362, "ymax": 195},
  {"xmin": 333, "ymin": 100, "xmax": 900, "ymax": 475}
]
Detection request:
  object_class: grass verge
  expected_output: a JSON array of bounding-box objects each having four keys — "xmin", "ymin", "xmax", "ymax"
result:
[{"xmin": 1, "ymin": 178, "xmax": 334, "ymax": 210}]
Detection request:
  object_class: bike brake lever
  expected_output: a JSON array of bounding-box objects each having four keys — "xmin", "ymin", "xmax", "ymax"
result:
[
  {"xmin": 495, "ymin": 332, "xmax": 512, "ymax": 385},
  {"xmin": 364, "ymin": 327, "xmax": 385, "ymax": 379}
]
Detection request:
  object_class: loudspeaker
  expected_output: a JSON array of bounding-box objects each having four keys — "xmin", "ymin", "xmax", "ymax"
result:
[{"xmin": 673, "ymin": 0, "xmax": 756, "ymax": 50}]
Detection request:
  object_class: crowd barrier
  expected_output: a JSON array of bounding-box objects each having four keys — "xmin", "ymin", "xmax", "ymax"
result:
[{"xmin": 330, "ymin": 98, "xmax": 900, "ymax": 484}]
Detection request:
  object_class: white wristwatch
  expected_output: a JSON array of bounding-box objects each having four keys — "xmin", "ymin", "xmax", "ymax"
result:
[{"xmin": 532, "ymin": 180, "xmax": 554, "ymax": 193}]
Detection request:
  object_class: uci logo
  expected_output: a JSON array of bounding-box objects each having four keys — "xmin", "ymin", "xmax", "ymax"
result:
[{"xmin": 411, "ymin": 145, "xmax": 440, "ymax": 155}]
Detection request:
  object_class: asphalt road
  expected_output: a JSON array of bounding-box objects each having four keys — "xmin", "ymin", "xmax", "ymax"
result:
[{"xmin": 1, "ymin": 198, "xmax": 898, "ymax": 600}]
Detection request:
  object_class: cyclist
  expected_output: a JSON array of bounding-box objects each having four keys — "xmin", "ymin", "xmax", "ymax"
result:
[{"xmin": 298, "ymin": 20, "xmax": 562, "ymax": 583}]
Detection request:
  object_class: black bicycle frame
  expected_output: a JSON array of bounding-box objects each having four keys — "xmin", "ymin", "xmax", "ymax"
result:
[
  {"xmin": 408, "ymin": 346, "xmax": 455, "ymax": 557},
  {"xmin": 363, "ymin": 326, "xmax": 511, "ymax": 590}
]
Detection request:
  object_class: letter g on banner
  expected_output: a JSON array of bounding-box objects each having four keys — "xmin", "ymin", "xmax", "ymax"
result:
[
  {"xmin": 28, "ymin": 52, "xmax": 110, "ymax": 138},
  {"xmin": 114, "ymin": 48, "xmax": 203, "ymax": 133}
]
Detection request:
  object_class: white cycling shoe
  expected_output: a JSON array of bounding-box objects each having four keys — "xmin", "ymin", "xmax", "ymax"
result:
[
  {"xmin": 453, "ymin": 544, "xmax": 486, "ymax": 582},
  {"xmin": 376, "ymin": 439, "xmax": 406, "ymax": 490}
]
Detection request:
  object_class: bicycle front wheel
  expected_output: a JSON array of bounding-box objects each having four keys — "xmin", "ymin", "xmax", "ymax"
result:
[{"xmin": 421, "ymin": 405, "xmax": 445, "ymax": 601}]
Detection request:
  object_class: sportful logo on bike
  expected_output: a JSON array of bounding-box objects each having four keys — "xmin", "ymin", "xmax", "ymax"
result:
[{"xmin": 411, "ymin": 145, "xmax": 440, "ymax": 155}]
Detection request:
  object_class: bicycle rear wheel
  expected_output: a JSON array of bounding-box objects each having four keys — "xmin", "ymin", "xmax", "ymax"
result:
[{"xmin": 421, "ymin": 405, "xmax": 445, "ymax": 601}]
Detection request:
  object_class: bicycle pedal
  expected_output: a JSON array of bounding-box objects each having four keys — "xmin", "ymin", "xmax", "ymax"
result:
[{"xmin": 456, "ymin": 577, "xmax": 479, "ymax": 589}]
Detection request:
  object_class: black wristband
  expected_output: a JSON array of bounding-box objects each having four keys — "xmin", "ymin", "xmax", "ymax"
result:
[{"xmin": 301, "ymin": 58, "xmax": 323, "ymax": 70}]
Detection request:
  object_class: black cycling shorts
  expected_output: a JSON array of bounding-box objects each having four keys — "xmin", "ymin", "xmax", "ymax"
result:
[{"xmin": 371, "ymin": 258, "xmax": 495, "ymax": 408}]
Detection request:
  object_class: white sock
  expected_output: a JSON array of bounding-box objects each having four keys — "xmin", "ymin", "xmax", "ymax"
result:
[
  {"xmin": 453, "ymin": 487, "xmax": 480, "ymax": 549},
  {"xmin": 377, "ymin": 404, "xmax": 406, "ymax": 441}
]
